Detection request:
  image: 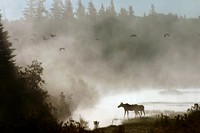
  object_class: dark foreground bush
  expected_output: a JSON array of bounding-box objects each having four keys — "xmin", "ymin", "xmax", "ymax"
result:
[{"xmin": 150, "ymin": 104, "xmax": 200, "ymax": 133}]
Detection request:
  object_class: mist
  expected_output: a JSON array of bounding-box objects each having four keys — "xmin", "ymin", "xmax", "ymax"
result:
[
  {"xmin": 7, "ymin": 17, "xmax": 200, "ymax": 92},
  {"xmin": 2, "ymin": 0, "xmax": 200, "ymax": 128}
]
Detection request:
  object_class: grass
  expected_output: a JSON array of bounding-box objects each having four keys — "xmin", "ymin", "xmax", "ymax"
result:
[
  {"xmin": 95, "ymin": 108, "xmax": 200, "ymax": 133},
  {"xmin": 96, "ymin": 116, "xmax": 157, "ymax": 133}
]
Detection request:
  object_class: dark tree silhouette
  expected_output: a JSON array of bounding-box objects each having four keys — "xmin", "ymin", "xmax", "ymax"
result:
[
  {"xmin": 0, "ymin": 19, "xmax": 25, "ymax": 125},
  {"xmin": 0, "ymin": 20, "xmax": 58, "ymax": 132},
  {"xmin": 0, "ymin": 20, "xmax": 17, "ymax": 82}
]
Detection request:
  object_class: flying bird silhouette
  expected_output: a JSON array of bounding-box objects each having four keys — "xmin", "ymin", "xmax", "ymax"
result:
[
  {"xmin": 130, "ymin": 34, "xmax": 137, "ymax": 37},
  {"xmin": 13, "ymin": 38, "xmax": 19, "ymax": 42},
  {"xmin": 164, "ymin": 33, "xmax": 170, "ymax": 37},
  {"xmin": 50, "ymin": 34, "xmax": 56, "ymax": 37},
  {"xmin": 43, "ymin": 36, "xmax": 47, "ymax": 40},
  {"xmin": 30, "ymin": 39, "xmax": 35, "ymax": 42},
  {"xmin": 59, "ymin": 48, "xmax": 65, "ymax": 51},
  {"xmin": 95, "ymin": 38, "xmax": 100, "ymax": 40}
]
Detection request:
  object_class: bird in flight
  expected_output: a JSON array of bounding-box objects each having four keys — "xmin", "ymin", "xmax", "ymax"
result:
[
  {"xmin": 30, "ymin": 39, "xmax": 35, "ymax": 42},
  {"xmin": 59, "ymin": 48, "xmax": 65, "ymax": 51},
  {"xmin": 164, "ymin": 33, "xmax": 170, "ymax": 37},
  {"xmin": 95, "ymin": 38, "xmax": 100, "ymax": 40},
  {"xmin": 50, "ymin": 34, "xmax": 56, "ymax": 37},
  {"xmin": 43, "ymin": 36, "xmax": 47, "ymax": 40},
  {"xmin": 13, "ymin": 38, "xmax": 19, "ymax": 42},
  {"xmin": 130, "ymin": 34, "xmax": 137, "ymax": 37}
]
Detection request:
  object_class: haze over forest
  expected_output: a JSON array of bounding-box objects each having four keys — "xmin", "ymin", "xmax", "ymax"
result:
[{"xmin": 1, "ymin": 0, "xmax": 200, "ymax": 125}]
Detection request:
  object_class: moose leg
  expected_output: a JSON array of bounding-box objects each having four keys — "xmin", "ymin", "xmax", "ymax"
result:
[
  {"xmin": 134, "ymin": 111, "xmax": 138, "ymax": 118},
  {"xmin": 139, "ymin": 111, "xmax": 142, "ymax": 117},
  {"xmin": 124, "ymin": 110, "xmax": 126, "ymax": 118},
  {"xmin": 143, "ymin": 110, "xmax": 145, "ymax": 116}
]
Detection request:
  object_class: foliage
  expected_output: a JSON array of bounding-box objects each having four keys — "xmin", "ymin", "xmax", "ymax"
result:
[
  {"xmin": 51, "ymin": 92, "xmax": 72, "ymax": 121},
  {"xmin": 150, "ymin": 103, "xmax": 200, "ymax": 133},
  {"xmin": 0, "ymin": 20, "xmax": 58, "ymax": 132},
  {"xmin": 76, "ymin": 0, "xmax": 86, "ymax": 20},
  {"xmin": 63, "ymin": 0, "xmax": 74, "ymax": 20},
  {"xmin": 50, "ymin": 0, "xmax": 63, "ymax": 20},
  {"xmin": 23, "ymin": 0, "xmax": 36, "ymax": 21},
  {"xmin": 87, "ymin": 0, "xmax": 97, "ymax": 20}
]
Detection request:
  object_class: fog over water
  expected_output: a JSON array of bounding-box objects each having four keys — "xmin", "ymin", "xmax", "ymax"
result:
[
  {"xmin": 2, "ymin": 0, "xmax": 200, "ymax": 129},
  {"xmin": 72, "ymin": 88, "xmax": 200, "ymax": 128}
]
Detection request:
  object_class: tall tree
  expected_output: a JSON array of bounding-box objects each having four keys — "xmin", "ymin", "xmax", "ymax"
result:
[
  {"xmin": 0, "ymin": 21, "xmax": 57, "ymax": 131},
  {"xmin": 55, "ymin": 92, "xmax": 71, "ymax": 121},
  {"xmin": 119, "ymin": 8, "xmax": 128, "ymax": 17},
  {"xmin": 23, "ymin": 0, "xmax": 36, "ymax": 21},
  {"xmin": 0, "ymin": 19, "xmax": 23, "ymax": 124},
  {"xmin": 63, "ymin": 0, "xmax": 74, "ymax": 20},
  {"xmin": 0, "ymin": 11, "xmax": 1, "ymax": 22},
  {"xmin": 0, "ymin": 23, "xmax": 17, "ymax": 81},
  {"xmin": 128, "ymin": 6, "xmax": 134, "ymax": 17},
  {"xmin": 50, "ymin": 0, "xmax": 63, "ymax": 20},
  {"xmin": 98, "ymin": 3, "xmax": 106, "ymax": 18},
  {"xmin": 149, "ymin": 4, "xmax": 156, "ymax": 15},
  {"xmin": 87, "ymin": 0, "xmax": 97, "ymax": 20},
  {"xmin": 76, "ymin": 0, "xmax": 85, "ymax": 20},
  {"xmin": 106, "ymin": 0, "xmax": 116, "ymax": 16},
  {"xmin": 35, "ymin": 0, "xmax": 48, "ymax": 21}
]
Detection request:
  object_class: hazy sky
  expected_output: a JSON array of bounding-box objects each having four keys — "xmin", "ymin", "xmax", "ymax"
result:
[{"xmin": 1, "ymin": 0, "xmax": 200, "ymax": 20}]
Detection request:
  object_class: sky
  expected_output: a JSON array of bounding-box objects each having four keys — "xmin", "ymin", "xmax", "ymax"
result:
[{"xmin": 1, "ymin": 0, "xmax": 200, "ymax": 20}]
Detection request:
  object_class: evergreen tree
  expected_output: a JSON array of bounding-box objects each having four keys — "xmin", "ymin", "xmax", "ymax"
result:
[
  {"xmin": 149, "ymin": 4, "xmax": 156, "ymax": 15},
  {"xmin": 56, "ymin": 92, "xmax": 71, "ymax": 121},
  {"xmin": 107, "ymin": 0, "xmax": 116, "ymax": 16},
  {"xmin": 0, "ymin": 23, "xmax": 17, "ymax": 81},
  {"xmin": 23, "ymin": 0, "xmax": 36, "ymax": 21},
  {"xmin": 76, "ymin": 0, "xmax": 85, "ymax": 19},
  {"xmin": 0, "ymin": 19, "xmax": 22, "ymax": 123},
  {"xmin": 87, "ymin": 0, "xmax": 97, "ymax": 20},
  {"xmin": 0, "ymin": 21, "xmax": 57, "ymax": 131},
  {"xmin": 119, "ymin": 8, "xmax": 128, "ymax": 17},
  {"xmin": 35, "ymin": 0, "xmax": 48, "ymax": 21},
  {"xmin": 98, "ymin": 3, "xmax": 106, "ymax": 18},
  {"xmin": 63, "ymin": 0, "xmax": 74, "ymax": 20},
  {"xmin": 50, "ymin": 0, "xmax": 63, "ymax": 20},
  {"xmin": 128, "ymin": 5, "xmax": 134, "ymax": 17},
  {"xmin": 0, "ymin": 11, "xmax": 1, "ymax": 22}
]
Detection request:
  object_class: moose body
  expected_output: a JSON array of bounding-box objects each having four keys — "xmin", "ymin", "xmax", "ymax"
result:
[{"xmin": 118, "ymin": 102, "xmax": 145, "ymax": 118}]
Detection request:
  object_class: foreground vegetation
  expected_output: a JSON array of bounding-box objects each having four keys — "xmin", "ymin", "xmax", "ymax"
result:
[{"xmin": 95, "ymin": 104, "xmax": 200, "ymax": 133}]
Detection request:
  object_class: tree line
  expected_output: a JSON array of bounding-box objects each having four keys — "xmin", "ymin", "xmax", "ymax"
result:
[{"xmin": 22, "ymin": 0, "xmax": 134, "ymax": 22}]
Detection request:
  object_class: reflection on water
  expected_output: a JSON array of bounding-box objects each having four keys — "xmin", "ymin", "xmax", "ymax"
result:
[{"xmin": 72, "ymin": 88, "xmax": 200, "ymax": 129}]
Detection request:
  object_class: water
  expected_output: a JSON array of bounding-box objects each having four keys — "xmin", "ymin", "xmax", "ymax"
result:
[{"xmin": 72, "ymin": 88, "xmax": 200, "ymax": 129}]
